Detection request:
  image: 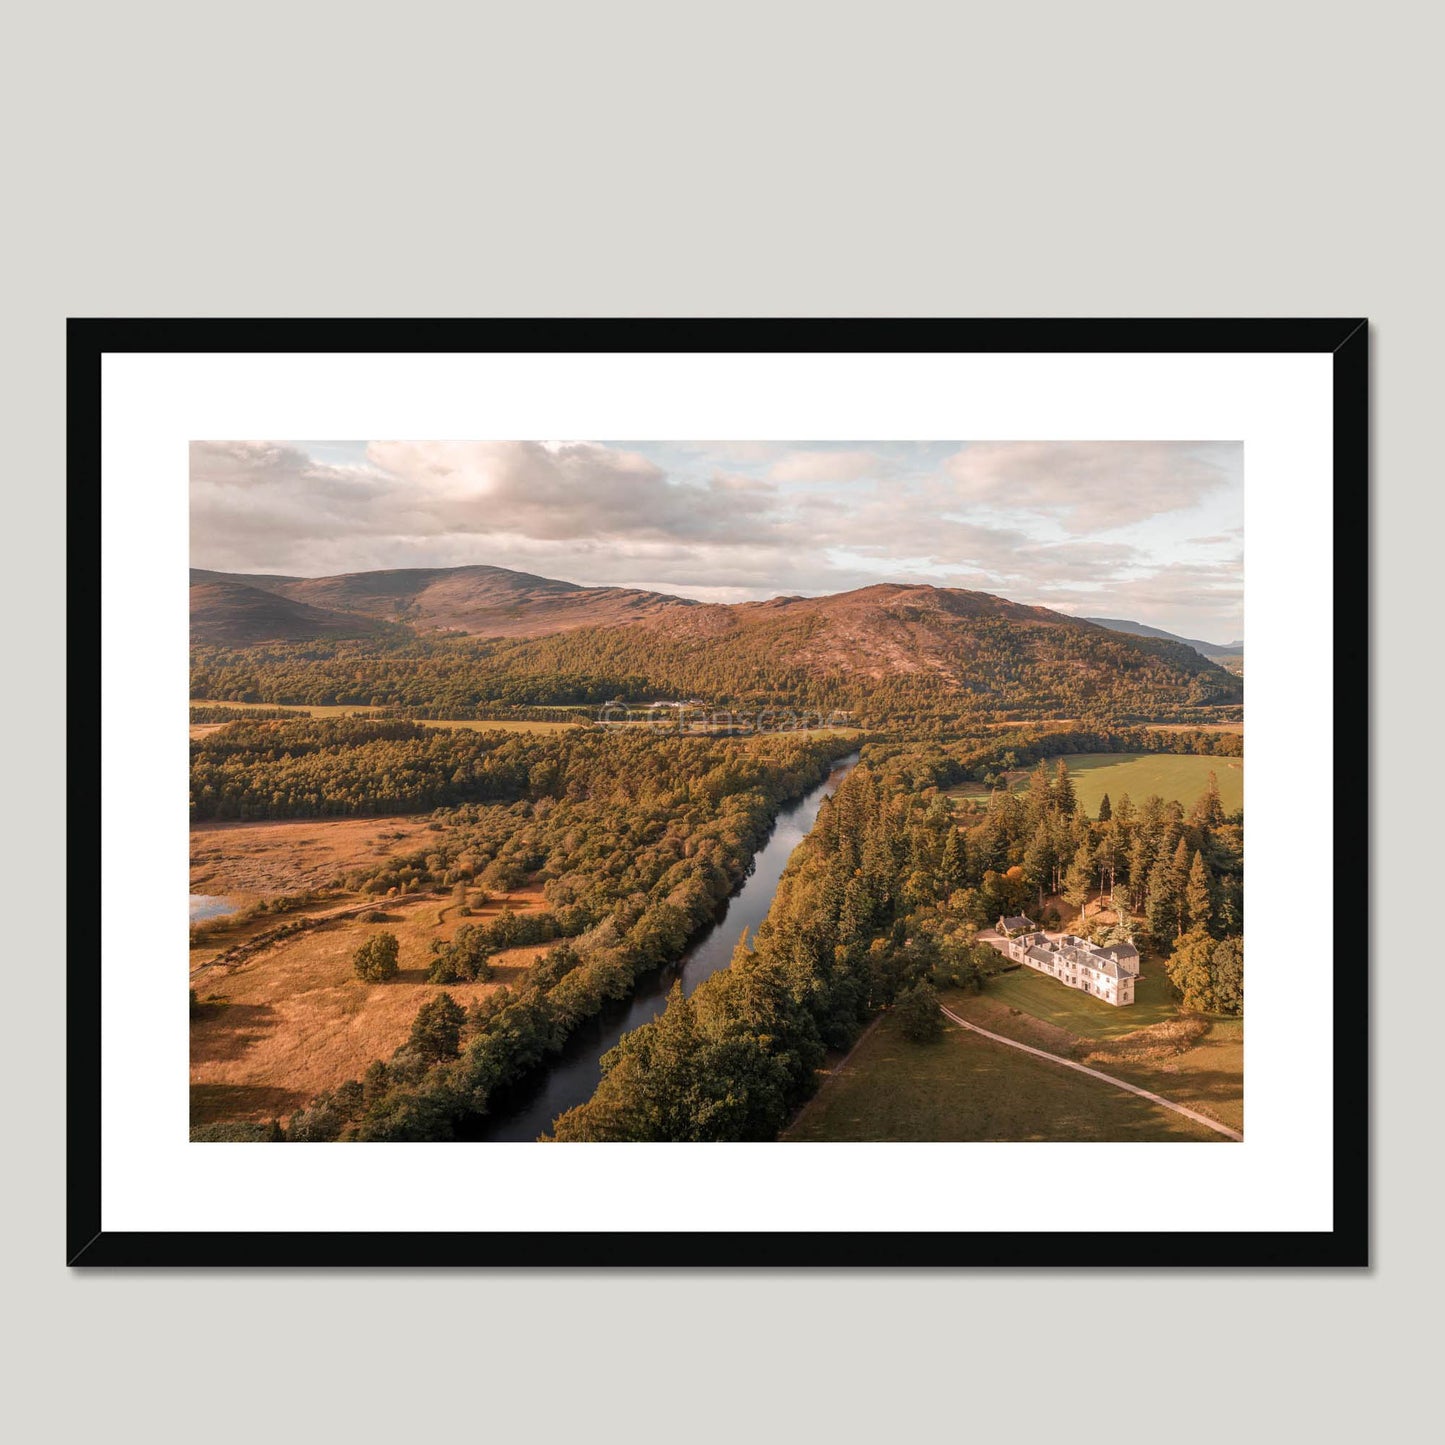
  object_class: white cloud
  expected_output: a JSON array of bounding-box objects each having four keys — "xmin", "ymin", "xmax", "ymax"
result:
[
  {"xmin": 945, "ymin": 440, "xmax": 1239, "ymax": 533},
  {"xmin": 770, "ymin": 449, "xmax": 882, "ymax": 483}
]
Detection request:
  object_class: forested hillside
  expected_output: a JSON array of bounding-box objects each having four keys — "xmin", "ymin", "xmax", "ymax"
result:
[{"xmin": 191, "ymin": 570, "xmax": 1242, "ymax": 724}]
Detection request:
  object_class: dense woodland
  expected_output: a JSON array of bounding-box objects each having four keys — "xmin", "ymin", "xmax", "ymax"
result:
[
  {"xmin": 192, "ymin": 718, "xmax": 524, "ymax": 819},
  {"xmin": 191, "ymin": 617, "xmax": 1241, "ymax": 727}
]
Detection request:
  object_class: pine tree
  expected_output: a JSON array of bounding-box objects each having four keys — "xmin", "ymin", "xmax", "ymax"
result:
[
  {"xmin": 1097, "ymin": 792, "xmax": 1112, "ymax": 822},
  {"xmin": 1170, "ymin": 836, "xmax": 1192, "ymax": 937},
  {"xmin": 1128, "ymin": 834, "xmax": 1153, "ymax": 912},
  {"xmin": 1191, "ymin": 771, "xmax": 1225, "ymax": 829},
  {"xmin": 1024, "ymin": 762, "xmax": 1053, "ymax": 829},
  {"xmin": 1146, "ymin": 858, "xmax": 1180, "ymax": 944},
  {"xmin": 1022, "ymin": 821, "xmax": 1053, "ymax": 912},
  {"xmin": 408, "ymin": 992, "xmax": 466, "ymax": 1062},
  {"xmin": 1063, "ymin": 838, "xmax": 1095, "ymax": 915},
  {"xmin": 1053, "ymin": 759, "xmax": 1076, "ymax": 816},
  {"xmin": 1211, "ymin": 936, "xmax": 1244, "ymax": 1015},
  {"xmin": 1185, "ymin": 849, "xmax": 1214, "ymax": 933},
  {"xmin": 1093, "ymin": 833, "xmax": 1116, "ymax": 903}
]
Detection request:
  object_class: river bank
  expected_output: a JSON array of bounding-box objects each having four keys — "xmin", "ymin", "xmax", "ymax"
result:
[{"xmin": 465, "ymin": 753, "xmax": 860, "ymax": 1140}]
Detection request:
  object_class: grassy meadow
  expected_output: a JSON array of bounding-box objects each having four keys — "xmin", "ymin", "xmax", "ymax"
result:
[
  {"xmin": 948, "ymin": 751, "xmax": 1242, "ymax": 814},
  {"xmin": 189, "ymin": 885, "xmax": 552, "ymax": 1127},
  {"xmin": 784, "ymin": 1005, "xmax": 1225, "ymax": 1142}
]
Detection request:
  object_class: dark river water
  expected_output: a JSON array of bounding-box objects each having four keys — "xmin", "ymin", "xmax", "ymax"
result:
[{"xmin": 465, "ymin": 752, "xmax": 859, "ymax": 1141}]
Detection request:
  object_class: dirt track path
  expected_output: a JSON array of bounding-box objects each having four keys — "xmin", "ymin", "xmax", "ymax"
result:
[{"xmin": 937, "ymin": 1001, "xmax": 1243, "ymax": 1141}]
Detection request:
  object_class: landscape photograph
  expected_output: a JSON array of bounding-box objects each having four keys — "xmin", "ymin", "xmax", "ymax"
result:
[{"xmin": 188, "ymin": 438, "xmax": 1245, "ymax": 1144}]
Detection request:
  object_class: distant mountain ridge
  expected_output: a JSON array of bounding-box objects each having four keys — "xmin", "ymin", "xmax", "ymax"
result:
[
  {"xmin": 190, "ymin": 565, "xmax": 694, "ymax": 643},
  {"xmin": 1084, "ymin": 616, "xmax": 1243, "ymax": 664}
]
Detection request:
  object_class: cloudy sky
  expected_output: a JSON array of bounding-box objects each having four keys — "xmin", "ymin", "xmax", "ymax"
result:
[{"xmin": 190, "ymin": 439, "xmax": 1243, "ymax": 641}]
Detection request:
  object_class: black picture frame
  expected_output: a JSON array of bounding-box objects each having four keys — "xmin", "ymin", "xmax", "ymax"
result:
[{"xmin": 69, "ymin": 317, "xmax": 1369, "ymax": 1268}]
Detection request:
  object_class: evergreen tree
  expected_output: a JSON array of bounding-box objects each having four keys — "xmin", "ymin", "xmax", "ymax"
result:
[
  {"xmin": 1063, "ymin": 837, "xmax": 1095, "ymax": 915},
  {"xmin": 1023, "ymin": 762, "xmax": 1053, "ymax": 829},
  {"xmin": 1022, "ymin": 820, "xmax": 1053, "ymax": 912},
  {"xmin": 1128, "ymin": 833, "xmax": 1154, "ymax": 912},
  {"xmin": 1093, "ymin": 833, "xmax": 1117, "ymax": 903},
  {"xmin": 1189, "ymin": 770, "xmax": 1226, "ymax": 829},
  {"xmin": 1169, "ymin": 836, "xmax": 1193, "ymax": 937},
  {"xmin": 1185, "ymin": 849, "xmax": 1214, "ymax": 934},
  {"xmin": 1145, "ymin": 858, "xmax": 1180, "ymax": 945},
  {"xmin": 408, "ymin": 992, "xmax": 466, "ymax": 1062},
  {"xmin": 1053, "ymin": 759, "xmax": 1077, "ymax": 816},
  {"xmin": 1097, "ymin": 791, "xmax": 1112, "ymax": 822},
  {"xmin": 1211, "ymin": 936, "xmax": 1244, "ymax": 1015}
]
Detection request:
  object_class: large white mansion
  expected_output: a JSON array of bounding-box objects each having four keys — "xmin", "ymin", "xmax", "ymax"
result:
[{"xmin": 996, "ymin": 916, "xmax": 1141, "ymax": 1006}]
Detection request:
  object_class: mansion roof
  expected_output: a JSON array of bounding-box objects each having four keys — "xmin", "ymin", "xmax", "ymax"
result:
[{"xmin": 1016, "ymin": 932, "xmax": 1141, "ymax": 980}]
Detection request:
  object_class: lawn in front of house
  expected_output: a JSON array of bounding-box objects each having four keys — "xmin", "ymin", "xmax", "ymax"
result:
[
  {"xmin": 783, "ymin": 1004, "xmax": 1222, "ymax": 1142},
  {"xmin": 980, "ymin": 963, "xmax": 1181, "ymax": 1038},
  {"xmin": 945, "ymin": 976, "xmax": 1245, "ymax": 1135}
]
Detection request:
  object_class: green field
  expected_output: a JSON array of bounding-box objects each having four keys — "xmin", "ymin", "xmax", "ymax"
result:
[
  {"xmin": 949, "ymin": 752, "xmax": 1242, "ymax": 815},
  {"xmin": 979, "ymin": 965, "xmax": 1181, "ymax": 1037},
  {"xmin": 784, "ymin": 1006, "xmax": 1222, "ymax": 1142}
]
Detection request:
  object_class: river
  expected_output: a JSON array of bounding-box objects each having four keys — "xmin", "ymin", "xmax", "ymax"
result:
[{"xmin": 465, "ymin": 752, "xmax": 859, "ymax": 1141}]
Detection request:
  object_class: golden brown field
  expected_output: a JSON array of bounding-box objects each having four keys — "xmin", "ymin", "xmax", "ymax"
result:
[
  {"xmin": 190, "ymin": 813, "xmax": 556, "ymax": 1127},
  {"xmin": 191, "ymin": 814, "xmax": 445, "ymax": 897},
  {"xmin": 190, "ymin": 885, "xmax": 550, "ymax": 1127}
]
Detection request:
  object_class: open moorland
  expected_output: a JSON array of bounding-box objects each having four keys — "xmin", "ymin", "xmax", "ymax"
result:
[
  {"xmin": 192, "ymin": 813, "xmax": 448, "ymax": 898},
  {"xmin": 190, "ymin": 884, "xmax": 551, "ymax": 1126}
]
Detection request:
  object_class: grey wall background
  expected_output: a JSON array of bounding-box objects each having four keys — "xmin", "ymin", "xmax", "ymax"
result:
[{"xmin": 7, "ymin": 2, "xmax": 1431, "ymax": 1439}]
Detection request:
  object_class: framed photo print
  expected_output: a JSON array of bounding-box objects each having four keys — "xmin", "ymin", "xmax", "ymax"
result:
[{"xmin": 70, "ymin": 317, "xmax": 1367, "ymax": 1266}]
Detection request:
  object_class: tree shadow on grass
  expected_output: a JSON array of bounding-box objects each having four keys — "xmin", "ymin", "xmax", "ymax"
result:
[
  {"xmin": 189, "ymin": 1082, "xmax": 306, "ymax": 1127},
  {"xmin": 189, "ymin": 1002, "xmax": 279, "ymax": 1062}
]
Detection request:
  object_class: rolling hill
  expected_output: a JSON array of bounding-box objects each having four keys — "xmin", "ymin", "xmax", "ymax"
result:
[
  {"xmin": 190, "ymin": 565, "xmax": 1244, "ymax": 715},
  {"xmin": 189, "ymin": 578, "xmax": 392, "ymax": 647},
  {"xmin": 190, "ymin": 565, "xmax": 693, "ymax": 642}
]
